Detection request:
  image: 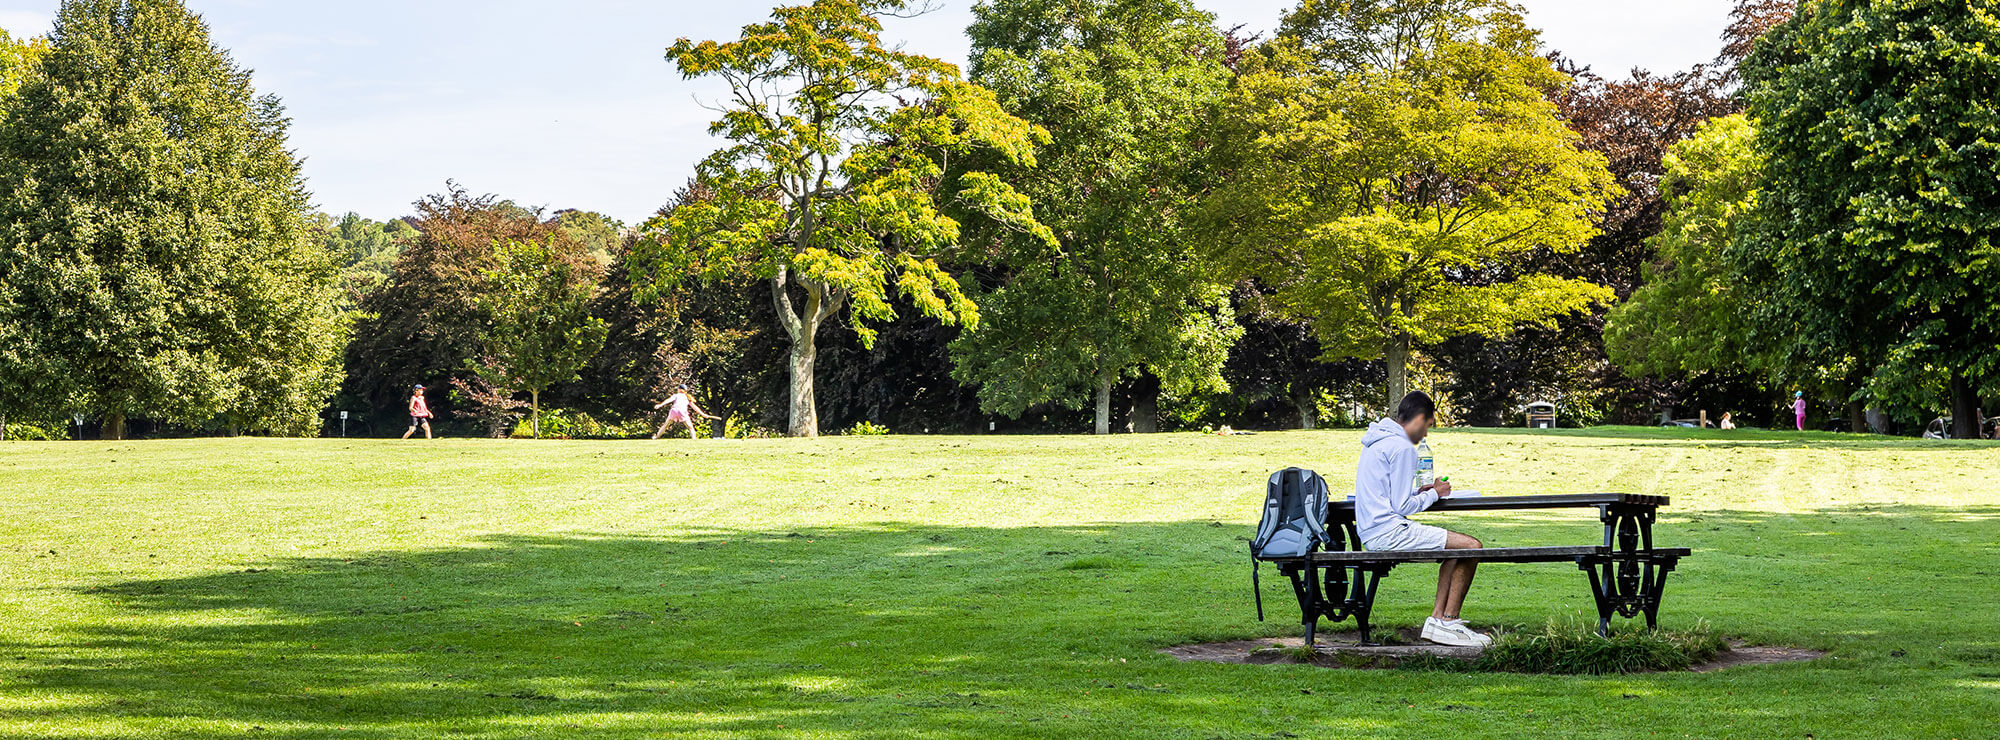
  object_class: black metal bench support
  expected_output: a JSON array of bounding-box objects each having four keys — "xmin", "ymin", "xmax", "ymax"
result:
[
  {"xmin": 1579, "ymin": 551, "xmax": 1682, "ymax": 636},
  {"xmin": 1280, "ymin": 561, "xmax": 1390, "ymax": 646}
]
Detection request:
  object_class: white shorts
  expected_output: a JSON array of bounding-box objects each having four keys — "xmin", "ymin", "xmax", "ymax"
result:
[{"xmin": 1363, "ymin": 521, "xmax": 1449, "ymax": 552}]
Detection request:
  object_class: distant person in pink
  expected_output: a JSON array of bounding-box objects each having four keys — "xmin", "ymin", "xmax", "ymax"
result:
[
  {"xmin": 653, "ymin": 384, "xmax": 718, "ymax": 440},
  {"xmin": 1793, "ymin": 392, "xmax": 1806, "ymax": 431},
  {"xmin": 402, "ymin": 385, "xmax": 433, "ymax": 440}
]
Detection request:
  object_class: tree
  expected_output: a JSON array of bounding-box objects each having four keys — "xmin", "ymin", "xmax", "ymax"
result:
[
  {"xmin": 343, "ymin": 186, "xmax": 564, "ymax": 431},
  {"xmin": 0, "ymin": 0, "xmax": 344, "ymax": 439},
  {"xmin": 472, "ymin": 239, "xmax": 609, "ymax": 438},
  {"xmin": 555, "ymin": 210, "xmax": 624, "ymax": 267},
  {"xmin": 1205, "ymin": 1, "xmax": 1620, "ymax": 409},
  {"xmin": 1430, "ymin": 57, "xmax": 1739, "ymax": 426},
  {"xmin": 315, "ymin": 212, "xmax": 419, "ymax": 312},
  {"xmin": 644, "ymin": 0, "xmax": 1053, "ymax": 438},
  {"xmin": 0, "ymin": 26, "xmax": 47, "ymax": 441},
  {"xmin": 949, "ymin": 0, "xmax": 1241, "ymax": 435},
  {"xmin": 1741, "ymin": 0, "xmax": 2000, "ymax": 439},
  {"xmin": 1604, "ymin": 114, "xmax": 1762, "ymax": 379}
]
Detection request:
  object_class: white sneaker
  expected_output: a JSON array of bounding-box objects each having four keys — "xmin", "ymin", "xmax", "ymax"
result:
[
  {"xmin": 1422, "ymin": 617, "xmax": 1492, "ymax": 647},
  {"xmin": 1442, "ymin": 617, "xmax": 1494, "ymax": 646}
]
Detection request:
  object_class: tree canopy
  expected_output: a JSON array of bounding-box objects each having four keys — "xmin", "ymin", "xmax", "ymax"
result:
[
  {"xmin": 1604, "ymin": 113, "xmax": 1762, "ymax": 380},
  {"xmin": 1741, "ymin": 0, "xmax": 2000, "ymax": 437},
  {"xmin": 0, "ymin": 0, "xmax": 343, "ymax": 438},
  {"xmin": 642, "ymin": 0, "xmax": 1055, "ymax": 437},
  {"xmin": 1204, "ymin": 2, "xmax": 1619, "ymax": 409},
  {"xmin": 949, "ymin": 0, "xmax": 1240, "ymax": 435}
]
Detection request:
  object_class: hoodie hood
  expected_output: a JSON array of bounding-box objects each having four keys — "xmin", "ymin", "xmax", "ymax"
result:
[{"xmin": 1362, "ymin": 417, "xmax": 1408, "ymax": 449}]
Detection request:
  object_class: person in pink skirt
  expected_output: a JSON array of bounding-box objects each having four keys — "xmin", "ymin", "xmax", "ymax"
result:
[
  {"xmin": 1793, "ymin": 391, "xmax": 1807, "ymax": 431},
  {"xmin": 652, "ymin": 384, "xmax": 719, "ymax": 440}
]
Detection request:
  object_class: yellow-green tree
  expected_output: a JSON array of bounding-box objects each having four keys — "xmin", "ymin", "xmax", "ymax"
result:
[
  {"xmin": 1204, "ymin": 0, "xmax": 1619, "ymax": 408},
  {"xmin": 1605, "ymin": 114, "xmax": 1763, "ymax": 380},
  {"xmin": 638, "ymin": 0, "xmax": 1053, "ymax": 437}
]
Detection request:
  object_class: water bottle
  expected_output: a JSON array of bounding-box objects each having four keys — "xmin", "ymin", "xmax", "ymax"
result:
[{"xmin": 1416, "ymin": 438, "xmax": 1435, "ymax": 488}]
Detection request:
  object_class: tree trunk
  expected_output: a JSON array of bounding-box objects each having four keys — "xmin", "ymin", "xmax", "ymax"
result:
[
  {"xmin": 1129, "ymin": 372, "xmax": 1160, "ymax": 434},
  {"xmin": 1094, "ymin": 376, "xmax": 1113, "ymax": 435},
  {"xmin": 1, "ymin": 414, "xmax": 7, "ymax": 441},
  {"xmin": 1866, "ymin": 406, "xmax": 1890, "ymax": 435},
  {"xmin": 103, "ymin": 411, "xmax": 125, "ymax": 441},
  {"xmin": 787, "ymin": 337, "xmax": 819, "ymax": 438},
  {"xmin": 1384, "ymin": 336, "xmax": 1410, "ymax": 410},
  {"xmin": 531, "ymin": 389, "xmax": 541, "ymax": 439},
  {"xmin": 1846, "ymin": 400, "xmax": 1865, "ymax": 435},
  {"xmin": 773, "ymin": 270, "xmax": 834, "ymax": 439},
  {"xmin": 1295, "ymin": 391, "xmax": 1317, "ymax": 430},
  {"xmin": 1950, "ymin": 369, "xmax": 1980, "ymax": 440}
]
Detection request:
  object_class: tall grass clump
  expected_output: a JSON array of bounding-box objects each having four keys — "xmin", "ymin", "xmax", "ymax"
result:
[{"xmin": 1471, "ymin": 617, "xmax": 1726, "ymax": 675}]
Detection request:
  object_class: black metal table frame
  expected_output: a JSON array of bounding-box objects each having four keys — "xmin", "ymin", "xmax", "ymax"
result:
[{"xmin": 1275, "ymin": 493, "xmax": 1685, "ymax": 644}]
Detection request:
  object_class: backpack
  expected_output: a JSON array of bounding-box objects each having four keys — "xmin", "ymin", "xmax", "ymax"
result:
[{"xmin": 1248, "ymin": 467, "xmax": 1331, "ymax": 620}]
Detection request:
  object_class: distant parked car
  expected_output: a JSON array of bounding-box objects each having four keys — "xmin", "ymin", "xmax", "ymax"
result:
[{"xmin": 1924, "ymin": 416, "xmax": 1999, "ymax": 440}]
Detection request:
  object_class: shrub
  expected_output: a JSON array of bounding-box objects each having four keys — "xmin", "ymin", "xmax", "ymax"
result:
[
  {"xmin": 842, "ymin": 420, "xmax": 891, "ymax": 436},
  {"xmin": 510, "ymin": 409, "xmax": 650, "ymax": 439},
  {"xmin": 0, "ymin": 420, "xmax": 66, "ymax": 441}
]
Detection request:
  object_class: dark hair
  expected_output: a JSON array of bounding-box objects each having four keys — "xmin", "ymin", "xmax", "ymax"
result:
[
  {"xmin": 677, "ymin": 384, "xmax": 688, "ymax": 391},
  {"xmin": 1395, "ymin": 391, "xmax": 1436, "ymax": 423}
]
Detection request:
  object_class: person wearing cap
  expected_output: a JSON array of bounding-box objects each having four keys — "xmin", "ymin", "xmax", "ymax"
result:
[
  {"xmin": 652, "ymin": 384, "xmax": 719, "ymax": 440},
  {"xmin": 402, "ymin": 384, "xmax": 434, "ymax": 440},
  {"xmin": 1793, "ymin": 391, "xmax": 1806, "ymax": 431}
]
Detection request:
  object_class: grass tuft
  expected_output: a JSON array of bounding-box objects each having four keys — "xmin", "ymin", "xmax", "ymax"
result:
[{"xmin": 1473, "ymin": 617, "xmax": 1726, "ymax": 675}]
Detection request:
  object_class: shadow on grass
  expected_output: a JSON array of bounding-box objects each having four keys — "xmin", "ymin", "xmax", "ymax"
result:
[{"xmin": 5, "ymin": 507, "xmax": 1997, "ymax": 738}]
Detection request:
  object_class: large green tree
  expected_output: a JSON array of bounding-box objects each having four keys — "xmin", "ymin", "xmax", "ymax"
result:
[
  {"xmin": 473, "ymin": 239, "xmax": 609, "ymax": 438},
  {"xmin": 949, "ymin": 0, "xmax": 1241, "ymax": 435},
  {"xmin": 1742, "ymin": 0, "xmax": 2000, "ymax": 438},
  {"xmin": 343, "ymin": 187, "xmax": 560, "ymax": 431},
  {"xmin": 0, "ymin": 26, "xmax": 47, "ymax": 441},
  {"xmin": 1205, "ymin": 0, "xmax": 1620, "ymax": 408},
  {"xmin": 315, "ymin": 212, "xmax": 419, "ymax": 312},
  {"xmin": 0, "ymin": 0, "xmax": 344, "ymax": 439},
  {"xmin": 642, "ymin": 0, "xmax": 1053, "ymax": 437},
  {"xmin": 1604, "ymin": 114, "xmax": 1762, "ymax": 380}
]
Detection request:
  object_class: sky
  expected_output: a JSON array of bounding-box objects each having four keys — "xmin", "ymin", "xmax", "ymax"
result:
[{"xmin": 0, "ymin": 0, "xmax": 1740, "ymax": 224}]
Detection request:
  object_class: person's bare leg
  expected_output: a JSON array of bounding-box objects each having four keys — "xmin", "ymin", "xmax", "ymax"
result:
[
  {"xmin": 1440, "ymin": 531, "xmax": 1481, "ymax": 619},
  {"xmin": 422, "ymin": 421, "xmax": 432, "ymax": 440},
  {"xmin": 652, "ymin": 419, "xmax": 671, "ymax": 440},
  {"xmin": 1433, "ymin": 559, "xmax": 1460, "ymax": 619},
  {"xmin": 403, "ymin": 424, "xmax": 415, "ymax": 440}
]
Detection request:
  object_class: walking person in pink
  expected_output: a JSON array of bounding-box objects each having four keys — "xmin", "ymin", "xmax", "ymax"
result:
[
  {"xmin": 653, "ymin": 384, "xmax": 719, "ymax": 440},
  {"xmin": 402, "ymin": 384, "xmax": 434, "ymax": 440},
  {"xmin": 1793, "ymin": 391, "xmax": 1807, "ymax": 431}
]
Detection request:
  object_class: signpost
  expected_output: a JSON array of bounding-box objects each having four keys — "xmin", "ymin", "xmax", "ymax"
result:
[
  {"xmin": 73, "ymin": 413, "xmax": 84, "ymax": 440},
  {"xmin": 339, "ymin": 410, "xmax": 348, "ymax": 437}
]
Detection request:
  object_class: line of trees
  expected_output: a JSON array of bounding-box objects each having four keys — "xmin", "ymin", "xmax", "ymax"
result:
[{"xmin": 6, "ymin": 0, "xmax": 1991, "ymax": 440}]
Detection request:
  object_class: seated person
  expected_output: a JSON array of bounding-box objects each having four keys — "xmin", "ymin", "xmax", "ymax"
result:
[{"xmin": 1354, "ymin": 391, "xmax": 1490, "ymax": 647}]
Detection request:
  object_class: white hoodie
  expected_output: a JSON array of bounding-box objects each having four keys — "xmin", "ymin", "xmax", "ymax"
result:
[{"xmin": 1354, "ymin": 417, "xmax": 1438, "ymax": 544}]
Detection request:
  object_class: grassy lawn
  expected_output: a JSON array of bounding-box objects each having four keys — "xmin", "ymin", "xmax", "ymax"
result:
[{"xmin": 1, "ymin": 427, "xmax": 1994, "ymax": 738}]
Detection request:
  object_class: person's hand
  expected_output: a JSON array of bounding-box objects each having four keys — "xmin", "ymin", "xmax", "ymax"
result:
[{"xmin": 1434, "ymin": 480, "xmax": 1454, "ymax": 498}]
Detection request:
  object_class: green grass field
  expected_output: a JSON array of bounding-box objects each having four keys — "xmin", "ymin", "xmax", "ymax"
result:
[{"xmin": 2, "ymin": 428, "xmax": 1995, "ymax": 738}]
